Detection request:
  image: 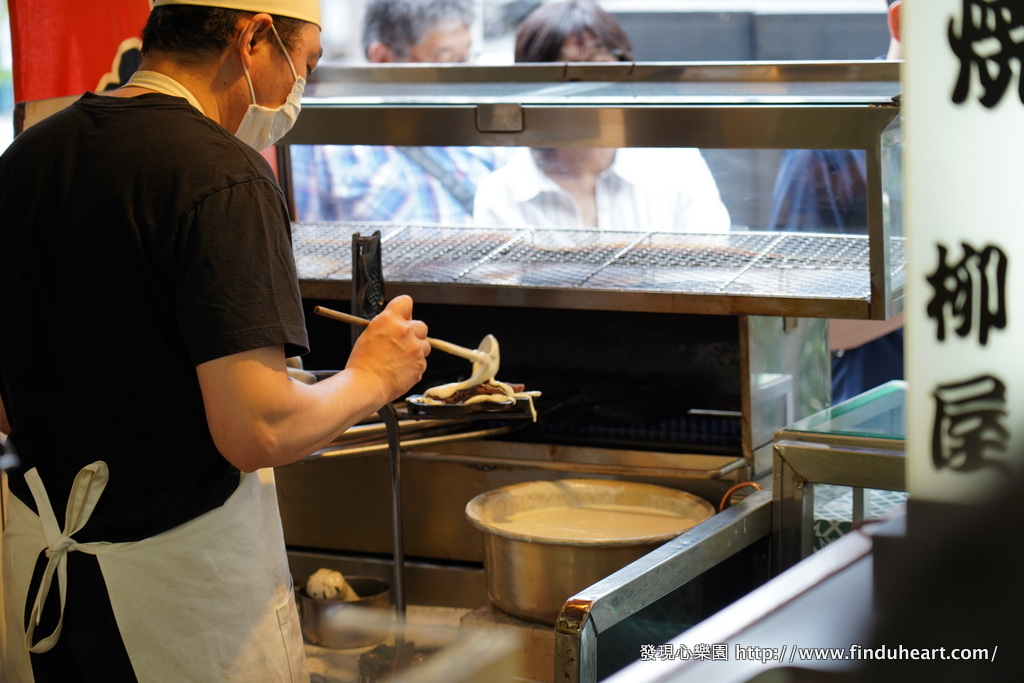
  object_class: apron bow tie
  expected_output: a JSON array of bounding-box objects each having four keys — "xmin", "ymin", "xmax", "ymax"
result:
[
  {"xmin": 45, "ymin": 535, "xmax": 77, "ymax": 557},
  {"xmin": 23, "ymin": 461, "xmax": 110, "ymax": 653}
]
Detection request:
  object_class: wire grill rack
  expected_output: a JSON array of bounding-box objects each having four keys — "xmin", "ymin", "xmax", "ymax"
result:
[{"xmin": 293, "ymin": 222, "xmax": 905, "ymax": 301}]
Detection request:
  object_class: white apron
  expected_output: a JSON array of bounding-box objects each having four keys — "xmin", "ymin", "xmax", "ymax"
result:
[{"xmin": 1, "ymin": 462, "xmax": 308, "ymax": 682}]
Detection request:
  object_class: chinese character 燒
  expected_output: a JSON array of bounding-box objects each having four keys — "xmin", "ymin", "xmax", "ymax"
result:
[{"xmin": 949, "ymin": 0, "xmax": 1024, "ymax": 107}]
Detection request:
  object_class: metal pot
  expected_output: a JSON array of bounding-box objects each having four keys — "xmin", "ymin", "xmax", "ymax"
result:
[
  {"xmin": 465, "ymin": 479, "xmax": 715, "ymax": 625},
  {"xmin": 296, "ymin": 576, "xmax": 392, "ymax": 649}
]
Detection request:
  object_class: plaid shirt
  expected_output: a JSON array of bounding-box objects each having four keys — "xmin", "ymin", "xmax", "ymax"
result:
[{"xmin": 289, "ymin": 144, "xmax": 507, "ymax": 224}]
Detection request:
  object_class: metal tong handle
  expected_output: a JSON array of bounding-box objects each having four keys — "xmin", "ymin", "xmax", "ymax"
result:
[{"xmin": 313, "ymin": 306, "xmax": 488, "ymax": 363}]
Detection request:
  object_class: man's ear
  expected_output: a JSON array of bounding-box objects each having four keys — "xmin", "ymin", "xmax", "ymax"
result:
[
  {"xmin": 366, "ymin": 41, "xmax": 396, "ymax": 63},
  {"xmin": 888, "ymin": 1, "xmax": 901, "ymax": 43},
  {"xmin": 238, "ymin": 13, "xmax": 275, "ymax": 70}
]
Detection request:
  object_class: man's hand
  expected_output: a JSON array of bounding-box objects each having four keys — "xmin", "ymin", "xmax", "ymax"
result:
[{"xmin": 346, "ymin": 295, "xmax": 431, "ymax": 403}]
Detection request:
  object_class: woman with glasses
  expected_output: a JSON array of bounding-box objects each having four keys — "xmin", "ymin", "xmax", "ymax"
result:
[{"xmin": 473, "ymin": 0, "xmax": 730, "ymax": 233}]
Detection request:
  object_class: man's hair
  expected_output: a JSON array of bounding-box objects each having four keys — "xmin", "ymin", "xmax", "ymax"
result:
[
  {"xmin": 515, "ymin": 0, "xmax": 633, "ymax": 63},
  {"xmin": 361, "ymin": 0, "xmax": 475, "ymax": 60},
  {"xmin": 142, "ymin": 5, "xmax": 304, "ymax": 60}
]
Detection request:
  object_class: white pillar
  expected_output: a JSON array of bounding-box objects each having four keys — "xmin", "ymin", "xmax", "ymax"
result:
[{"xmin": 904, "ymin": 0, "xmax": 1024, "ymax": 504}]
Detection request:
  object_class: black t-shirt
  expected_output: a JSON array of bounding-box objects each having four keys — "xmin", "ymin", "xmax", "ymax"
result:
[{"xmin": 0, "ymin": 92, "xmax": 309, "ymax": 542}]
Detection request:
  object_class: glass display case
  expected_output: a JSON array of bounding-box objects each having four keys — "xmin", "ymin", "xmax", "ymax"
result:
[
  {"xmin": 279, "ymin": 60, "xmax": 903, "ymax": 320},
  {"xmin": 773, "ymin": 380, "xmax": 907, "ymax": 571}
]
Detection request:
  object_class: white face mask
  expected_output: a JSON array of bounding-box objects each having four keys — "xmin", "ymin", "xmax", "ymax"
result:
[{"xmin": 235, "ymin": 25, "xmax": 305, "ymax": 151}]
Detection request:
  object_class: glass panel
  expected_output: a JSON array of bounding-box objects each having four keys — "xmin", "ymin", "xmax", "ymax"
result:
[
  {"xmin": 762, "ymin": 149, "xmax": 869, "ymax": 235},
  {"xmin": 289, "ymin": 144, "xmax": 875, "ymax": 234},
  {"xmin": 288, "ymin": 144, "xmax": 509, "ymax": 226},
  {"xmin": 782, "ymin": 380, "xmax": 906, "ymax": 441},
  {"xmin": 882, "ymin": 113, "xmax": 905, "ymax": 294},
  {"xmin": 287, "ymin": 143, "xmax": 903, "ymax": 305}
]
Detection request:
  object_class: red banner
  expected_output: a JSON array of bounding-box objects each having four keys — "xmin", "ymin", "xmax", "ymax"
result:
[{"xmin": 9, "ymin": 0, "xmax": 152, "ymax": 104}]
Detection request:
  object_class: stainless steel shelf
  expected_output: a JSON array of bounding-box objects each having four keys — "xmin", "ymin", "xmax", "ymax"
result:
[{"xmin": 287, "ymin": 62, "xmax": 899, "ymax": 150}]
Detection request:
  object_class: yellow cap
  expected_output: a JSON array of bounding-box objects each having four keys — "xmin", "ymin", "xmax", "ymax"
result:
[{"xmin": 151, "ymin": 0, "xmax": 322, "ymax": 28}]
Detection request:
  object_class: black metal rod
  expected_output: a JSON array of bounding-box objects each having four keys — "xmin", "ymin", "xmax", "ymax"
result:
[{"xmin": 379, "ymin": 402, "xmax": 407, "ymax": 647}]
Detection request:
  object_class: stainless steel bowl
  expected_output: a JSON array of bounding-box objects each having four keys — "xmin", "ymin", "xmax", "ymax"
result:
[
  {"xmin": 296, "ymin": 576, "xmax": 392, "ymax": 649},
  {"xmin": 465, "ymin": 479, "xmax": 715, "ymax": 625}
]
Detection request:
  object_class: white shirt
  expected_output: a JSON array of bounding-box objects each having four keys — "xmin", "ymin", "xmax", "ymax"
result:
[{"xmin": 473, "ymin": 147, "xmax": 731, "ymax": 233}]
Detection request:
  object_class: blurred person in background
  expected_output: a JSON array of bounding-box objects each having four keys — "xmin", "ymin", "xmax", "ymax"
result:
[
  {"xmin": 769, "ymin": 0, "xmax": 903, "ymax": 404},
  {"xmin": 291, "ymin": 0, "xmax": 507, "ymax": 225},
  {"xmin": 472, "ymin": 0, "xmax": 730, "ymax": 233}
]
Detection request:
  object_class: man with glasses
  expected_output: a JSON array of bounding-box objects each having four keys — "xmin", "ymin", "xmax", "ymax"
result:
[{"xmin": 291, "ymin": 0, "xmax": 507, "ymax": 225}]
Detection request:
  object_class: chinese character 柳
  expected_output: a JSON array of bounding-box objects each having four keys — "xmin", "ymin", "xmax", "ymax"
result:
[{"xmin": 925, "ymin": 242, "xmax": 1007, "ymax": 346}]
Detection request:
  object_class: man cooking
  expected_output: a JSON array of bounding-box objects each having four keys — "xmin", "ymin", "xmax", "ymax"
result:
[{"xmin": 0, "ymin": 1, "xmax": 430, "ymax": 680}]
